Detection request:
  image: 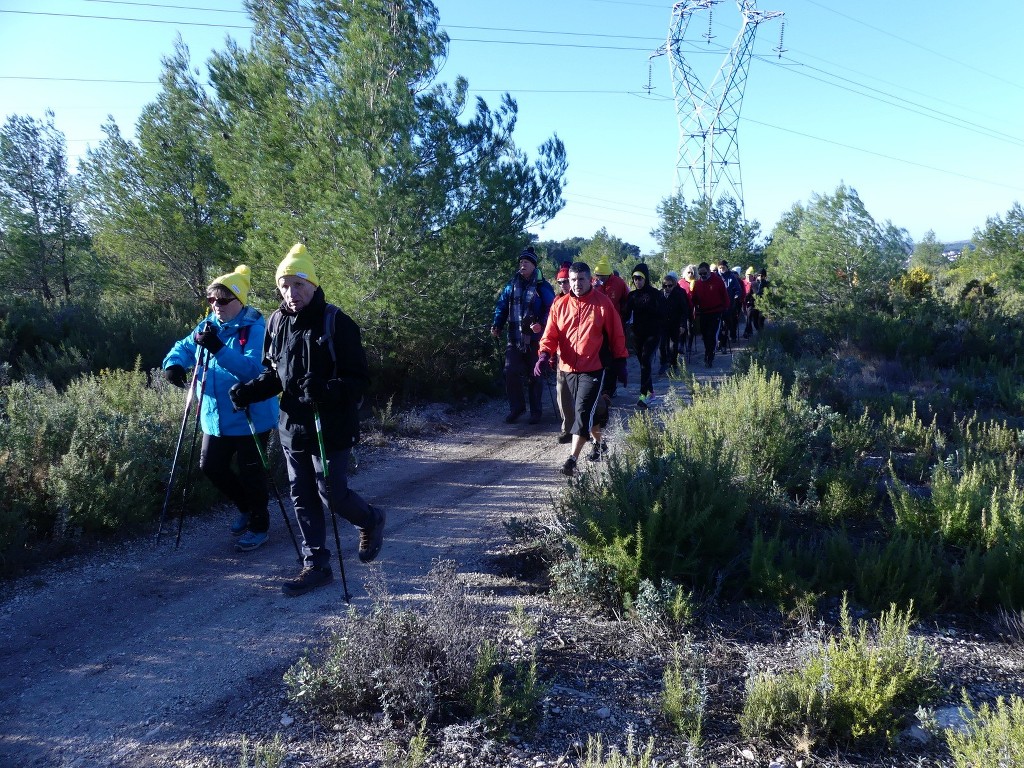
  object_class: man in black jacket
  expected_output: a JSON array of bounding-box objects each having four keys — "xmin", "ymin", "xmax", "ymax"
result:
[
  {"xmin": 658, "ymin": 271, "xmax": 690, "ymax": 375},
  {"xmin": 230, "ymin": 243, "xmax": 385, "ymax": 597}
]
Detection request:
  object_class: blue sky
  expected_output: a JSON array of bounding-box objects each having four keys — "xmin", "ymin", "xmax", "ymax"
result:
[{"xmin": 3, "ymin": 0, "xmax": 1023, "ymax": 255}]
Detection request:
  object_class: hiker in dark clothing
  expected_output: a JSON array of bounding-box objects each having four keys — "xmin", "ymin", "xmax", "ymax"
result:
[
  {"xmin": 623, "ymin": 262, "xmax": 665, "ymax": 409},
  {"xmin": 658, "ymin": 271, "xmax": 690, "ymax": 375},
  {"xmin": 229, "ymin": 243, "xmax": 385, "ymax": 597},
  {"xmin": 162, "ymin": 265, "xmax": 278, "ymax": 553},
  {"xmin": 490, "ymin": 246, "xmax": 556, "ymax": 424}
]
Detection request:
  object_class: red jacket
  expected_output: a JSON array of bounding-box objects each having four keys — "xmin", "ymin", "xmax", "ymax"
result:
[
  {"xmin": 691, "ymin": 272, "xmax": 730, "ymax": 315},
  {"xmin": 597, "ymin": 274, "xmax": 628, "ymax": 317},
  {"xmin": 540, "ymin": 288, "xmax": 628, "ymax": 374}
]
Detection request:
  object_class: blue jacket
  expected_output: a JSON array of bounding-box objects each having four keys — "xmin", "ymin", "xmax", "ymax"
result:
[
  {"xmin": 162, "ymin": 306, "xmax": 279, "ymax": 437},
  {"xmin": 491, "ymin": 273, "xmax": 556, "ymax": 347}
]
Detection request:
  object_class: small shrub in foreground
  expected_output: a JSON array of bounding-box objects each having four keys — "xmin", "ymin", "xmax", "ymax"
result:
[
  {"xmin": 661, "ymin": 643, "xmax": 706, "ymax": 747},
  {"xmin": 946, "ymin": 694, "xmax": 1024, "ymax": 768},
  {"xmin": 284, "ymin": 561, "xmax": 543, "ymax": 733},
  {"xmin": 581, "ymin": 733, "xmax": 655, "ymax": 768},
  {"xmin": 740, "ymin": 597, "xmax": 939, "ymax": 745}
]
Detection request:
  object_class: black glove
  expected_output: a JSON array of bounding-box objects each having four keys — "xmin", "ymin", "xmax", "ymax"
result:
[
  {"xmin": 298, "ymin": 373, "xmax": 330, "ymax": 405},
  {"xmin": 230, "ymin": 372, "xmax": 281, "ymax": 410},
  {"xmin": 229, "ymin": 382, "xmax": 255, "ymax": 410},
  {"xmin": 163, "ymin": 365, "xmax": 187, "ymax": 389},
  {"xmin": 194, "ymin": 324, "xmax": 224, "ymax": 354}
]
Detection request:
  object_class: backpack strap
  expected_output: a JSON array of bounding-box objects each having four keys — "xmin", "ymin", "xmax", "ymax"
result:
[{"xmin": 320, "ymin": 304, "xmax": 339, "ymax": 378}]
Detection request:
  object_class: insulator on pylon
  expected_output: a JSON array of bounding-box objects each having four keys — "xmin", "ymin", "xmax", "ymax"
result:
[
  {"xmin": 774, "ymin": 20, "xmax": 787, "ymax": 57},
  {"xmin": 703, "ymin": 10, "xmax": 715, "ymax": 44}
]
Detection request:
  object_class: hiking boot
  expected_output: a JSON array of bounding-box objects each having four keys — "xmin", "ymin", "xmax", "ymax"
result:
[
  {"xmin": 235, "ymin": 530, "xmax": 268, "ymax": 552},
  {"xmin": 561, "ymin": 456, "xmax": 577, "ymax": 476},
  {"xmin": 556, "ymin": 432, "xmax": 572, "ymax": 444},
  {"xmin": 586, "ymin": 441, "xmax": 605, "ymax": 462},
  {"xmin": 358, "ymin": 505, "xmax": 386, "ymax": 563},
  {"xmin": 637, "ymin": 394, "xmax": 650, "ymax": 410},
  {"xmin": 282, "ymin": 566, "xmax": 333, "ymax": 597},
  {"xmin": 528, "ymin": 412, "xmax": 542, "ymax": 425},
  {"xmin": 504, "ymin": 409, "xmax": 525, "ymax": 424},
  {"xmin": 230, "ymin": 512, "xmax": 249, "ymax": 536}
]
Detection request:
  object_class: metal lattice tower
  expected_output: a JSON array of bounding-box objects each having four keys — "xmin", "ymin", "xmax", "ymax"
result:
[{"xmin": 651, "ymin": 0, "xmax": 782, "ymax": 214}]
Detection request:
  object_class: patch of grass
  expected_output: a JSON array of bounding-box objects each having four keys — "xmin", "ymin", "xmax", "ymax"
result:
[
  {"xmin": 661, "ymin": 642, "xmax": 706, "ymax": 747},
  {"xmin": 740, "ymin": 596, "xmax": 940, "ymax": 745},
  {"xmin": 580, "ymin": 733, "xmax": 656, "ymax": 768},
  {"xmin": 238, "ymin": 734, "xmax": 285, "ymax": 768},
  {"xmin": 946, "ymin": 694, "xmax": 1024, "ymax": 768}
]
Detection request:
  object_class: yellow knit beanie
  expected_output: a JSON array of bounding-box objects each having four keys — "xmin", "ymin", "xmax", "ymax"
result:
[
  {"xmin": 209, "ymin": 265, "xmax": 251, "ymax": 304},
  {"xmin": 275, "ymin": 243, "xmax": 319, "ymax": 287},
  {"xmin": 594, "ymin": 256, "xmax": 613, "ymax": 276}
]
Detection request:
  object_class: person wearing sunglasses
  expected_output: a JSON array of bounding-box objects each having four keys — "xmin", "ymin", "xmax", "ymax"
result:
[
  {"xmin": 161, "ymin": 265, "xmax": 279, "ymax": 552},
  {"xmin": 690, "ymin": 261, "xmax": 730, "ymax": 368}
]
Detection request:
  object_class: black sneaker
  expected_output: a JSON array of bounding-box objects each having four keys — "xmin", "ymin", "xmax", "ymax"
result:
[
  {"xmin": 358, "ymin": 505, "xmax": 386, "ymax": 563},
  {"xmin": 560, "ymin": 456, "xmax": 577, "ymax": 476},
  {"xmin": 556, "ymin": 432, "xmax": 572, "ymax": 444},
  {"xmin": 282, "ymin": 566, "xmax": 333, "ymax": 597},
  {"xmin": 504, "ymin": 409, "xmax": 525, "ymax": 424},
  {"xmin": 586, "ymin": 442, "xmax": 604, "ymax": 462}
]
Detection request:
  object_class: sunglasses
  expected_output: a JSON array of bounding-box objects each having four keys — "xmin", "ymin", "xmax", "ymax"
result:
[
  {"xmin": 662, "ymin": 283, "xmax": 673, "ymax": 288},
  {"xmin": 632, "ymin": 275, "xmax": 645, "ymax": 281},
  {"xmin": 698, "ymin": 271, "xmax": 709, "ymax": 278},
  {"xmin": 207, "ymin": 296, "xmax": 237, "ymax": 306},
  {"xmin": 557, "ymin": 279, "xmax": 570, "ymax": 284}
]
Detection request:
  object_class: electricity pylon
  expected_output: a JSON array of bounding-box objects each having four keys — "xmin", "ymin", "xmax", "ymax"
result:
[{"xmin": 651, "ymin": 0, "xmax": 782, "ymax": 215}]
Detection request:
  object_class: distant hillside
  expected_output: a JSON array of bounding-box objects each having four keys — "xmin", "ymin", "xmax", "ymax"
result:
[{"xmin": 943, "ymin": 239, "xmax": 974, "ymax": 253}]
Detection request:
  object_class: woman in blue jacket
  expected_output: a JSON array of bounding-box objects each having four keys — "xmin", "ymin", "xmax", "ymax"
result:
[{"xmin": 162, "ymin": 265, "xmax": 279, "ymax": 552}]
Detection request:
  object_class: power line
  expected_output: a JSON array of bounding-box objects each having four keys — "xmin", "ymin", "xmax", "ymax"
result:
[
  {"xmin": 796, "ymin": 0, "xmax": 1024, "ymax": 93},
  {"xmin": 82, "ymin": 0, "xmax": 246, "ymax": 13},
  {"xmin": 743, "ymin": 115, "xmax": 1024, "ymax": 194},
  {"xmin": 0, "ymin": 9, "xmax": 249, "ymax": 29}
]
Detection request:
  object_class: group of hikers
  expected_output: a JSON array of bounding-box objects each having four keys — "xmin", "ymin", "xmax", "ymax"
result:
[
  {"xmin": 490, "ymin": 247, "xmax": 768, "ymax": 476},
  {"xmin": 161, "ymin": 243, "xmax": 767, "ymax": 596},
  {"xmin": 162, "ymin": 244, "xmax": 385, "ymax": 598}
]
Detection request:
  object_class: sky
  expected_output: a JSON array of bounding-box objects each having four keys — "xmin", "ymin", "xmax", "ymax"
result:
[{"xmin": 3, "ymin": 0, "xmax": 1024, "ymax": 256}]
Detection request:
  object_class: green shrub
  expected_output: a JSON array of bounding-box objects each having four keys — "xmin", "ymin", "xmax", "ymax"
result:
[
  {"xmin": 667, "ymin": 363, "xmax": 826, "ymax": 497},
  {"xmin": 946, "ymin": 694, "xmax": 1024, "ymax": 768},
  {"xmin": 740, "ymin": 597, "xmax": 939, "ymax": 745},
  {"xmin": 557, "ymin": 434, "xmax": 748, "ymax": 607},
  {"xmin": 284, "ymin": 561, "xmax": 543, "ymax": 732},
  {"xmin": 661, "ymin": 643, "xmax": 706, "ymax": 746},
  {"xmin": 581, "ymin": 733, "xmax": 656, "ymax": 768}
]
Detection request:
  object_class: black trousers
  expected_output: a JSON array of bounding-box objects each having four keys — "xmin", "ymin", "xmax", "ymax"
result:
[
  {"xmin": 698, "ymin": 313, "xmax": 722, "ymax": 365},
  {"xmin": 504, "ymin": 344, "xmax": 542, "ymax": 417},
  {"xmin": 634, "ymin": 332, "xmax": 660, "ymax": 396},
  {"xmin": 200, "ymin": 431, "xmax": 270, "ymax": 532}
]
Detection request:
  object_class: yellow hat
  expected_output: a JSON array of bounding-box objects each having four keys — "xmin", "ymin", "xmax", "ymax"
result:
[
  {"xmin": 745, "ymin": 266, "xmax": 756, "ymax": 276},
  {"xmin": 209, "ymin": 264, "xmax": 251, "ymax": 304},
  {"xmin": 275, "ymin": 243, "xmax": 319, "ymax": 287},
  {"xmin": 594, "ymin": 256, "xmax": 613, "ymax": 276}
]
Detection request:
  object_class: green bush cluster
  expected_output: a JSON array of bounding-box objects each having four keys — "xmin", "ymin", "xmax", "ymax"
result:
[
  {"xmin": 284, "ymin": 562, "xmax": 544, "ymax": 732},
  {"xmin": 946, "ymin": 694, "xmax": 1024, "ymax": 768},
  {"xmin": 740, "ymin": 598, "xmax": 939, "ymax": 745},
  {"xmin": 0, "ymin": 366, "xmax": 211, "ymax": 569},
  {"xmin": 0, "ymin": 294, "xmax": 195, "ymax": 389}
]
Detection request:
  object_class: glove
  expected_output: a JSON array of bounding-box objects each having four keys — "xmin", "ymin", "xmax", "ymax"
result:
[
  {"xmin": 163, "ymin": 365, "xmax": 187, "ymax": 389},
  {"xmin": 533, "ymin": 352, "xmax": 550, "ymax": 379},
  {"xmin": 299, "ymin": 374, "xmax": 329, "ymax": 405},
  {"xmin": 229, "ymin": 381, "xmax": 256, "ymax": 410},
  {"xmin": 614, "ymin": 358, "xmax": 628, "ymax": 387},
  {"xmin": 194, "ymin": 323, "xmax": 224, "ymax": 354}
]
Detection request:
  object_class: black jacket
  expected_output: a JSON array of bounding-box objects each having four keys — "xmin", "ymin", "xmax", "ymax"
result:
[
  {"xmin": 624, "ymin": 263, "xmax": 666, "ymax": 341},
  {"xmin": 257, "ymin": 288, "xmax": 369, "ymax": 452},
  {"xmin": 662, "ymin": 285, "xmax": 690, "ymax": 335}
]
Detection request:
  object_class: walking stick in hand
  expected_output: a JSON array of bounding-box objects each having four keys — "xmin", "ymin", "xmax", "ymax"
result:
[
  {"xmin": 175, "ymin": 346, "xmax": 211, "ymax": 548},
  {"xmin": 156, "ymin": 351, "xmax": 204, "ymax": 545},
  {"xmin": 313, "ymin": 404, "xmax": 351, "ymax": 603}
]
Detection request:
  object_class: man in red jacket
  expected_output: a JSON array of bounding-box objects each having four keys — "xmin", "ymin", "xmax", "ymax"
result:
[
  {"xmin": 690, "ymin": 261, "xmax": 730, "ymax": 368},
  {"xmin": 536, "ymin": 262, "xmax": 629, "ymax": 476}
]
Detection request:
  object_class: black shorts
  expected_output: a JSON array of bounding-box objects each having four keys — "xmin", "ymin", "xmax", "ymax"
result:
[{"xmin": 566, "ymin": 369, "xmax": 607, "ymax": 439}]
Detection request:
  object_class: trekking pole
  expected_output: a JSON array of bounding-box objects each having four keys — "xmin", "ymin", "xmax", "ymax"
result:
[
  {"xmin": 313, "ymin": 404, "xmax": 351, "ymax": 602},
  {"xmin": 244, "ymin": 407, "xmax": 302, "ymax": 563},
  {"xmin": 156, "ymin": 358, "xmax": 204, "ymax": 544},
  {"xmin": 175, "ymin": 345, "xmax": 211, "ymax": 548}
]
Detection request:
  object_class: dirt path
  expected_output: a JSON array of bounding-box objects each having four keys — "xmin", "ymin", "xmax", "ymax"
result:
[{"xmin": 0, "ymin": 350, "xmax": 729, "ymax": 768}]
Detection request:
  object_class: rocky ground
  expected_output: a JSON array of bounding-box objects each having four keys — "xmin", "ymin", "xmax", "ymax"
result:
[{"xmin": 1, "ymin": 344, "xmax": 1022, "ymax": 768}]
